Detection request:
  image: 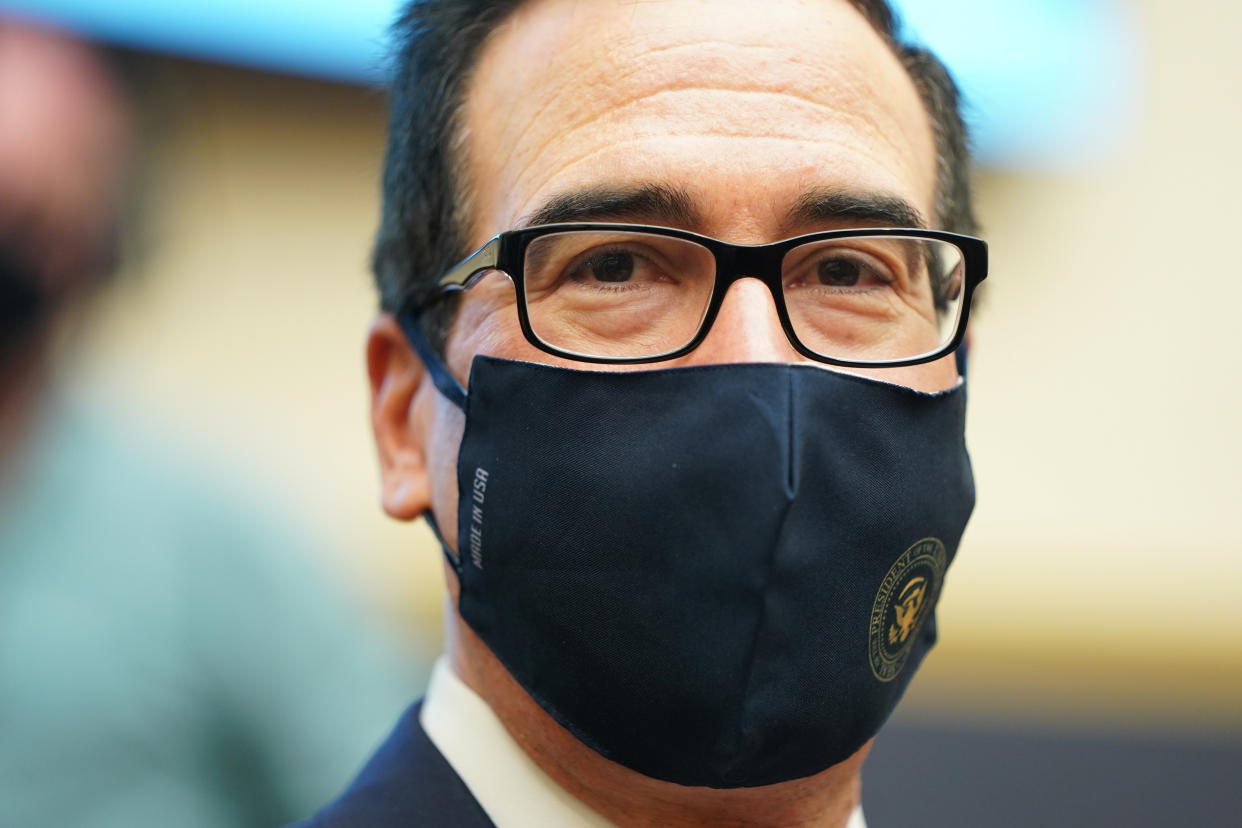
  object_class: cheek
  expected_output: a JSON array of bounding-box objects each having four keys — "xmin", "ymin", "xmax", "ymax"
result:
[
  {"xmin": 446, "ymin": 319, "xmax": 529, "ymax": 383},
  {"xmin": 853, "ymin": 353, "xmax": 959, "ymax": 393},
  {"xmin": 444, "ymin": 278, "xmax": 543, "ymax": 382},
  {"xmin": 427, "ymin": 392, "xmax": 466, "ymax": 552},
  {"xmin": 445, "ymin": 284, "xmax": 598, "ymax": 380},
  {"xmin": 434, "ymin": 292, "xmax": 534, "ymax": 553}
]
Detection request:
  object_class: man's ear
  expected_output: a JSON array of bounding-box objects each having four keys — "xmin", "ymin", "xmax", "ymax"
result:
[{"xmin": 367, "ymin": 313, "xmax": 433, "ymax": 521}]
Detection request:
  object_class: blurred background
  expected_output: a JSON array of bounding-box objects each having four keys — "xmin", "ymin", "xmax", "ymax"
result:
[{"xmin": 0, "ymin": 0, "xmax": 1239, "ymax": 825}]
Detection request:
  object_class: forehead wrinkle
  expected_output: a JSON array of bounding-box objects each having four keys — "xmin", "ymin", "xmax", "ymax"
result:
[
  {"xmin": 492, "ymin": 72, "xmax": 918, "ymax": 196},
  {"xmin": 487, "ymin": 39, "xmax": 785, "ymax": 161},
  {"xmin": 464, "ymin": 0, "xmax": 935, "ymax": 237},
  {"xmin": 536, "ymin": 82, "xmax": 894, "ymax": 148},
  {"xmin": 486, "ymin": 40, "xmax": 911, "ymax": 160},
  {"xmin": 491, "ymin": 80, "xmax": 914, "ymax": 215},
  {"xmin": 467, "ymin": 42, "xmax": 659, "ymax": 185},
  {"xmin": 467, "ymin": 21, "xmax": 921, "ymax": 179},
  {"xmin": 521, "ymin": 38, "xmax": 789, "ymax": 104},
  {"xmin": 509, "ymin": 132, "xmax": 917, "ymax": 231},
  {"xmin": 499, "ymin": 87, "xmax": 918, "ymax": 213}
]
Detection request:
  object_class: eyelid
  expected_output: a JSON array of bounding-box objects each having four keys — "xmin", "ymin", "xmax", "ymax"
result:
[
  {"xmin": 559, "ymin": 240, "xmax": 675, "ymax": 283},
  {"xmin": 783, "ymin": 244, "xmax": 899, "ymax": 286}
]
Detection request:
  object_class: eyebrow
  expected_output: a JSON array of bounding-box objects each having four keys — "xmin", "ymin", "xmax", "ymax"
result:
[
  {"xmin": 521, "ymin": 184, "xmax": 701, "ymax": 228},
  {"xmin": 786, "ymin": 189, "xmax": 928, "ymax": 231},
  {"xmin": 519, "ymin": 183, "xmax": 928, "ymax": 234}
]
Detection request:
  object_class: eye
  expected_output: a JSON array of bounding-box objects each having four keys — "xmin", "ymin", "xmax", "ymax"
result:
[
  {"xmin": 574, "ymin": 250, "xmax": 635, "ymax": 283},
  {"xmin": 817, "ymin": 257, "xmax": 863, "ymax": 286},
  {"xmin": 804, "ymin": 253, "xmax": 892, "ymax": 289},
  {"xmin": 562, "ymin": 244, "xmax": 675, "ymax": 288}
]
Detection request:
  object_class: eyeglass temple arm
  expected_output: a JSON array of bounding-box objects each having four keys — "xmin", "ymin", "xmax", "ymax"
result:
[{"xmin": 436, "ymin": 235, "xmax": 502, "ymax": 290}]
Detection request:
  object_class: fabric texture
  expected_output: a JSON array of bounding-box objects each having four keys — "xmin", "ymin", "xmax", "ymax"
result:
[{"xmin": 449, "ymin": 356, "xmax": 974, "ymax": 787}]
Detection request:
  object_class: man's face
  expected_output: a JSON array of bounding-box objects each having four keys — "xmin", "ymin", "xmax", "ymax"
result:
[
  {"xmin": 399, "ymin": 0, "xmax": 948, "ymax": 550},
  {"xmin": 0, "ymin": 24, "xmax": 130, "ymax": 290}
]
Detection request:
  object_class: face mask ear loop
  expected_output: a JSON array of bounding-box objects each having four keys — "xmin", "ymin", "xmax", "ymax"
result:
[
  {"xmin": 396, "ymin": 307, "xmax": 468, "ymax": 411},
  {"xmin": 422, "ymin": 509, "xmax": 463, "ymax": 574},
  {"xmin": 954, "ymin": 340, "xmax": 969, "ymax": 380},
  {"xmin": 394, "ymin": 307, "xmax": 466, "ymax": 573}
]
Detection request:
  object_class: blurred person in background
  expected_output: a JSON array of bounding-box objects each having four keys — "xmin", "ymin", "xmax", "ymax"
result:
[
  {"xmin": 0, "ymin": 19, "xmax": 418, "ymax": 827},
  {"xmin": 298, "ymin": 0, "xmax": 984, "ymax": 825}
]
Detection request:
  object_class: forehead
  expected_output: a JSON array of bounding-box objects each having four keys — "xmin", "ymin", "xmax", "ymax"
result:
[{"xmin": 459, "ymin": 0, "xmax": 935, "ymax": 243}]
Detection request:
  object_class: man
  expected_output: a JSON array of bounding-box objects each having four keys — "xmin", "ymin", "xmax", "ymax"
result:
[
  {"xmin": 302, "ymin": 0, "xmax": 984, "ymax": 825},
  {"xmin": 0, "ymin": 21, "xmax": 417, "ymax": 826}
]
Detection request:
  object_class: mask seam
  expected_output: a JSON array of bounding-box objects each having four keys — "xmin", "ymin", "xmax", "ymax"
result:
[
  {"xmin": 710, "ymin": 373, "xmax": 797, "ymax": 781},
  {"xmin": 786, "ymin": 367, "xmax": 797, "ymax": 497},
  {"xmin": 714, "ymin": 502, "xmax": 794, "ymax": 782}
]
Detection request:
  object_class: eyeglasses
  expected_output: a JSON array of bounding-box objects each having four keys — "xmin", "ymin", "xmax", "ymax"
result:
[{"xmin": 407, "ymin": 222, "xmax": 988, "ymax": 367}]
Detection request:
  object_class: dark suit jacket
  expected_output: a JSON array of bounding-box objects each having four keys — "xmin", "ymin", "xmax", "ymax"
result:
[{"xmin": 290, "ymin": 702, "xmax": 496, "ymax": 827}]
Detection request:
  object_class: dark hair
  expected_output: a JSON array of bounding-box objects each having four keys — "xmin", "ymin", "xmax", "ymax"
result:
[{"xmin": 373, "ymin": 0, "xmax": 977, "ymax": 348}]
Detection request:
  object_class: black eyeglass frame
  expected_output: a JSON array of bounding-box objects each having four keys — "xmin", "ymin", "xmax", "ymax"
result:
[{"xmin": 407, "ymin": 222, "xmax": 988, "ymax": 368}]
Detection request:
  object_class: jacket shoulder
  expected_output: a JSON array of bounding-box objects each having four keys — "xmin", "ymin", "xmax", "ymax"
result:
[{"xmin": 290, "ymin": 702, "xmax": 495, "ymax": 828}]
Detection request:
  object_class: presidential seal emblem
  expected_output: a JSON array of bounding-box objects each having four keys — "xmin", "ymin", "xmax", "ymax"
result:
[{"xmin": 868, "ymin": 537, "xmax": 947, "ymax": 682}]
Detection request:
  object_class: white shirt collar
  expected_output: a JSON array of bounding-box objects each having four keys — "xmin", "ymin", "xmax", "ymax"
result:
[
  {"xmin": 421, "ymin": 656, "xmax": 867, "ymax": 828},
  {"xmin": 421, "ymin": 656, "xmax": 617, "ymax": 827}
]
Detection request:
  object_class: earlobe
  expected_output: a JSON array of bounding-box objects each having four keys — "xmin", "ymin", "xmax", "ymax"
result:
[{"xmin": 367, "ymin": 313, "xmax": 433, "ymax": 521}]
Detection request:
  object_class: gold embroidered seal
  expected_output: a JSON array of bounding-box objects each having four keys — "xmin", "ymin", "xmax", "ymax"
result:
[{"xmin": 868, "ymin": 537, "xmax": 947, "ymax": 682}]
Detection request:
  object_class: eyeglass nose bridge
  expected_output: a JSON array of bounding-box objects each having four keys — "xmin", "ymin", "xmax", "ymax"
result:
[
  {"xmin": 689, "ymin": 241, "xmax": 796, "ymax": 351},
  {"xmin": 708, "ymin": 241, "xmax": 791, "ymax": 306}
]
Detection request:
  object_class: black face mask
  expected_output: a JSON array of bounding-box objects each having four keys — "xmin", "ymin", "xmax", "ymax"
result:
[
  {"xmin": 408, "ymin": 322, "xmax": 975, "ymax": 789},
  {"xmin": 0, "ymin": 246, "xmax": 47, "ymax": 354}
]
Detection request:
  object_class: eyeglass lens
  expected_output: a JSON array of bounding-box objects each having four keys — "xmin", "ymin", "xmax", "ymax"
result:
[{"xmin": 521, "ymin": 230, "xmax": 965, "ymax": 363}]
